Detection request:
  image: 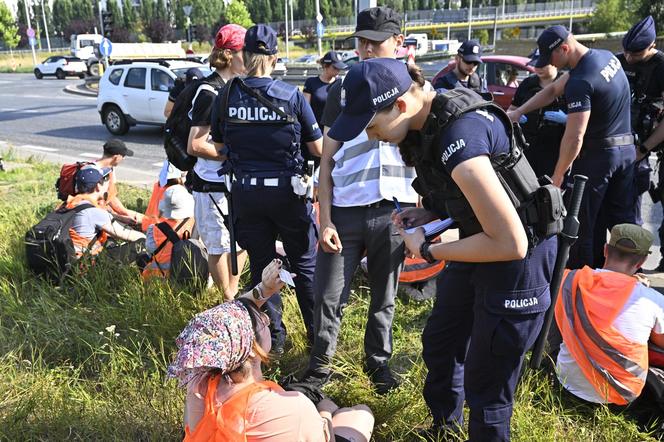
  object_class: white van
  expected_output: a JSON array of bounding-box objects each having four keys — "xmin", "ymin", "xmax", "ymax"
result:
[{"xmin": 70, "ymin": 34, "xmax": 103, "ymax": 72}]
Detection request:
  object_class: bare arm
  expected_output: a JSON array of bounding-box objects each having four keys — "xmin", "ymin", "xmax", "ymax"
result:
[
  {"xmin": 164, "ymin": 100, "xmax": 174, "ymax": 118},
  {"xmin": 318, "ymin": 128, "xmax": 344, "ymax": 253},
  {"xmin": 306, "ymin": 137, "xmax": 323, "ymax": 157},
  {"xmin": 551, "ymin": 110, "xmax": 590, "ymax": 187},
  {"xmin": 402, "ymin": 155, "xmax": 528, "ymax": 262},
  {"xmin": 101, "ymin": 220, "xmax": 146, "ymax": 242},
  {"xmin": 188, "ymin": 125, "xmax": 224, "ymax": 161},
  {"xmin": 508, "ymin": 72, "xmax": 569, "ymax": 122},
  {"xmin": 303, "ymin": 91, "xmax": 312, "ymax": 103},
  {"xmin": 236, "ymin": 259, "xmax": 288, "ymax": 308},
  {"xmin": 651, "ymin": 331, "xmax": 664, "ymax": 349}
]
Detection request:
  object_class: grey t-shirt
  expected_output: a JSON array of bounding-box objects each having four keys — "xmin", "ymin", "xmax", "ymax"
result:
[{"xmin": 71, "ymin": 204, "xmax": 112, "ymax": 239}]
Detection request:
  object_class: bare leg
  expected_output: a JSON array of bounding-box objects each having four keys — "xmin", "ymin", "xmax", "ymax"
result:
[
  {"xmin": 332, "ymin": 405, "xmax": 374, "ymax": 442},
  {"xmin": 227, "ymin": 250, "xmax": 248, "ymax": 297}
]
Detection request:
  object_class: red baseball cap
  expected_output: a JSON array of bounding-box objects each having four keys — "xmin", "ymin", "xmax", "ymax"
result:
[{"xmin": 215, "ymin": 24, "xmax": 247, "ymax": 51}]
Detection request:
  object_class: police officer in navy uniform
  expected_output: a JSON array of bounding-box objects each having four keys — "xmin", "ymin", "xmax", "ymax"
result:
[
  {"xmin": 509, "ymin": 48, "xmax": 567, "ymax": 178},
  {"xmin": 618, "ymin": 16, "xmax": 664, "ymax": 268},
  {"xmin": 210, "ymin": 24, "xmax": 323, "ymax": 352},
  {"xmin": 329, "ymin": 58, "xmax": 557, "ymax": 441},
  {"xmin": 508, "ymin": 25, "xmax": 636, "ymax": 269},
  {"xmin": 433, "ymin": 39, "xmax": 487, "ymax": 93}
]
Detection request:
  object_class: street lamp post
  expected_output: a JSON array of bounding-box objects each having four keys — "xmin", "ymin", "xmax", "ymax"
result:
[
  {"xmin": 40, "ymin": 0, "xmax": 51, "ymax": 52},
  {"xmin": 24, "ymin": 0, "xmax": 36, "ymax": 65},
  {"xmin": 315, "ymin": 0, "xmax": 322, "ymax": 57},
  {"xmin": 284, "ymin": 0, "xmax": 289, "ymax": 59}
]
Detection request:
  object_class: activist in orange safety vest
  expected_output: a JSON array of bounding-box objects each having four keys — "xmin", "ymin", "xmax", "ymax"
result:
[
  {"xmin": 140, "ymin": 161, "xmax": 186, "ymax": 232},
  {"xmin": 555, "ymin": 224, "xmax": 664, "ymax": 405},
  {"xmin": 142, "ymin": 184, "xmax": 194, "ymax": 279}
]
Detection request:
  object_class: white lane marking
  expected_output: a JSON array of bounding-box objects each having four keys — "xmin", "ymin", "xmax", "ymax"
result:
[
  {"xmin": 151, "ymin": 162, "xmax": 163, "ymax": 167},
  {"xmin": 0, "ymin": 108, "xmax": 16, "ymax": 112},
  {"xmin": 79, "ymin": 152, "xmax": 100, "ymax": 158},
  {"xmin": 19, "ymin": 144, "xmax": 59, "ymax": 152}
]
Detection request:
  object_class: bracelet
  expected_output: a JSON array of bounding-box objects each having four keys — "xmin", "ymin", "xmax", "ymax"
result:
[
  {"xmin": 252, "ymin": 283, "xmax": 269, "ymax": 301},
  {"xmin": 419, "ymin": 241, "xmax": 436, "ymax": 264}
]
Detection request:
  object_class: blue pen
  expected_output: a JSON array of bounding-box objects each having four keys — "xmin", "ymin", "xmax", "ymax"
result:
[{"xmin": 392, "ymin": 196, "xmax": 402, "ymax": 213}]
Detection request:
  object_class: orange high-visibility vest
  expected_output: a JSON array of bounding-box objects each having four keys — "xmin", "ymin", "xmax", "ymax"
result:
[
  {"xmin": 555, "ymin": 266, "xmax": 649, "ymax": 405},
  {"xmin": 185, "ymin": 375, "xmax": 284, "ymax": 442},
  {"xmin": 66, "ymin": 195, "xmax": 108, "ymax": 257},
  {"xmin": 141, "ymin": 182, "xmax": 169, "ymax": 232},
  {"xmin": 399, "ymin": 256, "xmax": 446, "ymax": 283},
  {"xmin": 142, "ymin": 218, "xmax": 195, "ymax": 279}
]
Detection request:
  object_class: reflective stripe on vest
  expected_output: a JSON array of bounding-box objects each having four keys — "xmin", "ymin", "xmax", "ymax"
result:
[
  {"xmin": 142, "ymin": 218, "xmax": 194, "ymax": 279},
  {"xmin": 399, "ymin": 257, "xmax": 446, "ymax": 283},
  {"xmin": 184, "ymin": 374, "xmax": 284, "ymax": 442},
  {"xmin": 555, "ymin": 267, "xmax": 648, "ymax": 404}
]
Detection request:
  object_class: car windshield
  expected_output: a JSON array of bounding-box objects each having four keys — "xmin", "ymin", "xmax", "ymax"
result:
[{"xmin": 172, "ymin": 67, "xmax": 212, "ymax": 78}]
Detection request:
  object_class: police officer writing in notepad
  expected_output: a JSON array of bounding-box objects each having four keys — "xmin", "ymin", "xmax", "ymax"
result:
[
  {"xmin": 210, "ymin": 24, "xmax": 323, "ymax": 353},
  {"xmin": 618, "ymin": 16, "xmax": 664, "ymax": 269},
  {"xmin": 329, "ymin": 58, "xmax": 558, "ymax": 441},
  {"xmin": 508, "ymin": 25, "xmax": 636, "ymax": 269},
  {"xmin": 433, "ymin": 40, "xmax": 487, "ymax": 94}
]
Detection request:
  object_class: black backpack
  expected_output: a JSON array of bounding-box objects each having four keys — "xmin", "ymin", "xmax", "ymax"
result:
[
  {"xmin": 155, "ymin": 221, "xmax": 209, "ymax": 286},
  {"xmin": 164, "ymin": 73, "xmax": 224, "ymax": 171},
  {"xmin": 25, "ymin": 203, "xmax": 98, "ymax": 281}
]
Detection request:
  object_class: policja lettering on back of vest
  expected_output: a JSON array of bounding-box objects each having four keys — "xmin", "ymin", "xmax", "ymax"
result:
[{"xmin": 228, "ymin": 106, "xmax": 288, "ymax": 121}]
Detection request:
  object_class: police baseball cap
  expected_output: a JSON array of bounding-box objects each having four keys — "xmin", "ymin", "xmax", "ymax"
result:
[
  {"xmin": 328, "ymin": 58, "xmax": 412, "ymax": 142},
  {"xmin": 349, "ymin": 7, "xmax": 402, "ymax": 42},
  {"xmin": 103, "ymin": 138, "xmax": 133, "ymax": 157},
  {"xmin": 244, "ymin": 24, "xmax": 278, "ymax": 55},
  {"xmin": 321, "ymin": 51, "xmax": 348, "ymax": 70},
  {"xmin": 185, "ymin": 67, "xmax": 204, "ymax": 83},
  {"xmin": 526, "ymin": 48, "xmax": 540, "ymax": 66},
  {"xmin": 609, "ymin": 223, "xmax": 654, "ymax": 256},
  {"xmin": 458, "ymin": 40, "xmax": 482, "ymax": 64},
  {"xmin": 622, "ymin": 15, "xmax": 656, "ymax": 52},
  {"xmin": 76, "ymin": 165, "xmax": 112, "ymax": 193},
  {"xmin": 535, "ymin": 25, "xmax": 569, "ymax": 68}
]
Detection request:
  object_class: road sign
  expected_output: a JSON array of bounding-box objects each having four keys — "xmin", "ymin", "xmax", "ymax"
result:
[
  {"xmin": 183, "ymin": 5, "xmax": 192, "ymax": 16},
  {"xmin": 28, "ymin": 37, "xmax": 37, "ymax": 47},
  {"xmin": 316, "ymin": 13, "xmax": 323, "ymax": 22},
  {"xmin": 26, "ymin": 27, "xmax": 35, "ymax": 38},
  {"xmin": 100, "ymin": 38, "xmax": 113, "ymax": 57},
  {"xmin": 316, "ymin": 22, "xmax": 325, "ymax": 37}
]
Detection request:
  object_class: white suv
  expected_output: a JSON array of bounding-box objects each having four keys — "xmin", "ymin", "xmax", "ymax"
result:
[
  {"xmin": 34, "ymin": 56, "xmax": 87, "ymax": 79},
  {"xmin": 97, "ymin": 59, "xmax": 209, "ymax": 135}
]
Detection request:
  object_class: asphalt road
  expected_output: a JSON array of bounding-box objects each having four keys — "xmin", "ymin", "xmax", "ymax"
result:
[
  {"xmin": 1, "ymin": 72, "xmax": 664, "ymax": 269},
  {"xmin": 0, "ymin": 73, "xmax": 168, "ymax": 185}
]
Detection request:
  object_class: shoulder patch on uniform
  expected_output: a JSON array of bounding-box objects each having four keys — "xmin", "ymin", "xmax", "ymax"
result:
[{"xmin": 266, "ymin": 80, "xmax": 298, "ymax": 101}]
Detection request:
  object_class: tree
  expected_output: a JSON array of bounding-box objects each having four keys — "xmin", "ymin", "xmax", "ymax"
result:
[
  {"xmin": 72, "ymin": 0, "xmax": 93, "ymax": 21},
  {"xmin": 140, "ymin": 0, "xmax": 154, "ymax": 29},
  {"xmin": 16, "ymin": 0, "xmax": 27, "ymax": 26},
  {"xmin": 589, "ymin": 0, "xmax": 636, "ymax": 33},
  {"xmin": 52, "ymin": 0, "xmax": 73, "ymax": 35},
  {"xmin": 147, "ymin": 18, "xmax": 173, "ymax": 41},
  {"xmin": 107, "ymin": 0, "xmax": 123, "ymax": 34},
  {"xmin": 224, "ymin": 0, "xmax": 253, "ymax": 28},
  {"xmin": 0, "ymin": 0, "xmax": 20, "ymax": 52},
  {"xmin": 122, "ymin": 0, "xmax": 137, "ymax": 29},
  {"xmin": 154, "ymin": 0, "xmax": 167, "ymax": 22},
  {"xmin": 637, "ymin": 1, "xmax": 664, "ymax": 33}
]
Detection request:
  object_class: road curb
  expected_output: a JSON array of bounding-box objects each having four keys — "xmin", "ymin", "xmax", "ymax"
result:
[{"xmin": 63, "ymin": 83, "xmax": 97, "ymax": 97}]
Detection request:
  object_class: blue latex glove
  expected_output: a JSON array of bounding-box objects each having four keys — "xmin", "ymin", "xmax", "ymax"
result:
[
  {"xmin": 543, "ymin": 110, "xmax": 568, "ymax": 124},
  {"xmin": 518, "ymin": 115, "xmax": 528, "ymax": 124}
]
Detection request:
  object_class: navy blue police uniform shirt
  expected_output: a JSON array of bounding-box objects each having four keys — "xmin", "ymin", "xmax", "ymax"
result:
[
  {"xmin": 210, "ymin": 77, "xmax": 322, "ymax": 174},
  {"xmin": 437, "ymin": 109, "xmax": 557, "ymax": 292},
  {"xmin": 435, "ymin": 70, "xmax": 488, "ymax": 93},
  {"xmin": 565, "ymin": 49, "xmax": 632, "ymax": 139},
  {"xmin": 512, "ymin": 73, "xmax": 566, "ymax": 140},
  {"xmin": 303, "ymin": 76, "xmax": 336, "ymax": 126}
]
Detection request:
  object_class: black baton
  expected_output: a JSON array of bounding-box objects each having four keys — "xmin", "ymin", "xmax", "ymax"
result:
[
  {"xmin": 208, "ymin": 189, "xmax": 239, "ymax": 276},
  {"xmin": 530, "ymin": 174, "xmax": 588, "ymax": 369}
]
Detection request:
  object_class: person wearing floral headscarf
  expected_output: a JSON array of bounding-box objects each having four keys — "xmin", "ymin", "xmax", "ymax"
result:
[{"xmin": 169, "ymin": 259, "xmax": 374, "ymax": 442}]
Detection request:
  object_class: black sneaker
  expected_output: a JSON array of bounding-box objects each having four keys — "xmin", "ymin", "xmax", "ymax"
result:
[
  {"xmin": 298, "ymin": 368, "xmax": 332, "ymax": 387},
  {"xmin": 366, "ymin": 363, "xmax": 400, "ymax": 395}
]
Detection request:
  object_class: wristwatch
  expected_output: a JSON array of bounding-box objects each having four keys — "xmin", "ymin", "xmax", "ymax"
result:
[
  {"xmin": 419, "ymin": 241, "xmax": 436, "ymax": 264},
  {"xmin": 252, "ymin": 284, "xmax": 268, "ymax": 301}
]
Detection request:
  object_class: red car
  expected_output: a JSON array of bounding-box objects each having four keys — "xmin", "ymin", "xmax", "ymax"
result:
[{"xmin": 432, "ymin": 55, "xmax": 535, "ymax": 110}]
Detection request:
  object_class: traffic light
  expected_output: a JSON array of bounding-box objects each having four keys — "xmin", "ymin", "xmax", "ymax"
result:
[{"xmin": 102, "ymin": 11, "xmax": 114, "ymax": 38}]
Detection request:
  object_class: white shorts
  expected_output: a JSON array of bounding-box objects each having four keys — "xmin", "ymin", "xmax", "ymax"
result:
[{"xmin": 193, "ymin": 191, "xmax": 231, "ymax": 255}]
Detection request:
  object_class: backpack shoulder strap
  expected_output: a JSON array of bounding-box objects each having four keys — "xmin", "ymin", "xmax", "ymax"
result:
[{"xmin": 155, "ymin": 218, "xmax": 188, "ymax": 249}]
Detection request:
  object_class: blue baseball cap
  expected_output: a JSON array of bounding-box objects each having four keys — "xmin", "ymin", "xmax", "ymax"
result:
[
  {"xmin": 244, "ymin": 24, "xmax": 278, "ymax": 55},
  {"xmin": 535, "ymin": 25, "xmax": 569, "ymax": 68},
  {"xmin": 321, "ymin": 51, "xmax": 348, "ymax": 70},
  {"xmin": 75, "ymin": 165, "xmax": 112, "ymax": 193},
  {"xmin": 623, "ymin": 16, "xmax": 656, "ymax": 52},
  {"xmin": 526, "ymin": 48, "xmax": 540, "ymax": 66},
  {"xmin": 458, "ymin": 40, "xmax": 482, "ymax": 63},
  {"xmin": 328, "ymin": 58, "xmax": 412, "ymax": 142}
]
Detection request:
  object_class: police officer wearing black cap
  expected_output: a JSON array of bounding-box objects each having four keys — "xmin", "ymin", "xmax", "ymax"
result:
[
  {"xmin": 618, "ymin": 16, "xmax": 664, "ymax": 269},
  {"xmin": 210, "ymin": 24, "xmax": 323, "ymax": 352},
  {"xmin": 508, "ymin": 48, "xmax": 567, "ymax": 178},
  {"xmin": 330, "ymin": 57, "xmax": 557, "ymax": 441},
  {"xmin": 433, "ymin": 39, "xmax": 488, "ymax": 93},
  {"xmin": 508, "ymin": 25, "xmax": 636, "ymax": 269}
]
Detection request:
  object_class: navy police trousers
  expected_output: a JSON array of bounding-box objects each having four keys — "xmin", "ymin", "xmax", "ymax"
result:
[
  {"xmin": 232, "ymin": 183, "xmax": 317, "ymax": 348},
  {"xmin": 422, "ymin": 237, "xmax": 556, "ymax": 441}
]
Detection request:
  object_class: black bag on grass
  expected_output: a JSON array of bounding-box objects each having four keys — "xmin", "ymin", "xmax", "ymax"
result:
[
  {"xmin": 155, "ymin": 222, "xmax": 209, "ymax": 286},
  {"xmin": 25, "ymin": 203, "xmax": 94, "ymax": 281}
]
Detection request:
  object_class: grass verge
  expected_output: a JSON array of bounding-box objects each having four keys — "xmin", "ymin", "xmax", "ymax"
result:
[{"xmin": 0, "ymin": 155, "xmax": 661, "ymax": 441}]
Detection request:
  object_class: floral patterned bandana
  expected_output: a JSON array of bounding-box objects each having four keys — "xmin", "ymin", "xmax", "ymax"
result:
[{"xmin": 167, "ymin": 300, "xmax": 255, "ymax": 387}]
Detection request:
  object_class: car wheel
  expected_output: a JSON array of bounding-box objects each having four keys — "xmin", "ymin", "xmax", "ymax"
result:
[
  {"xmin": 102, "ymin": 105, "xmax": 129, "ymax": 135},
  {"xmin": 78, "ymin": 73, "xmax": 85, "ymax": 79},
  {"xmin": 34, "ymin": 69, "xmax": 43, "ymax": 79},
  {"xmin": 88, "ymin": 64, "xmax": 99, "ymax": 76},
  {"xmin": 56, "ymin": 69, "xmax": 66, "ymax": 79}
]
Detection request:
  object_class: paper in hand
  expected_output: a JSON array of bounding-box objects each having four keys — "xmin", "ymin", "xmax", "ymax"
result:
[
  {"xmin": 279, "ymin": 268, "xmax": 296, "ymax": 287},
  {"xmin": 404, "ymin": 218, "xmax": 456, "ymax": 240}
]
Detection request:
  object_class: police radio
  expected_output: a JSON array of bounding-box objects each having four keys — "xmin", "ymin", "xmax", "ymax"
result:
[{"xmin": 305, "ymin": 160, "xmax": 315, "ymax": 201}]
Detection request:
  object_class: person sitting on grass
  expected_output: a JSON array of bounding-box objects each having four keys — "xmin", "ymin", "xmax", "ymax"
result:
[
  {"xmin": 67, "ymin": 165, "xmax": 146, "ymax": 263},
  {"xmin": 140, "ymin": 161, "xmax": 186, "ymax": 232},
  {"xmin": 555, "ymin": 224, "xmax": 664, "ymax": 415},
  {"xmin": 142, "ymin": 184, "xmax": 195, "ymax": 280},
  {"xmin": 168, "ymin": 259, "xmax": 374, "ymax": 442}
]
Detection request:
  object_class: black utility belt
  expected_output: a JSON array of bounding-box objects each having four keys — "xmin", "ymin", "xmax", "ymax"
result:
[
  {"xmin": 190, "ymin": 171, "xmax": 228, "ymax": 193},
  {"xmin": 361, "ymin": 199, "xmax": 417, "ymax": 209},
  {"xmin": 583, "ymin": 134, "xmax": 634, "ymax": 149}
]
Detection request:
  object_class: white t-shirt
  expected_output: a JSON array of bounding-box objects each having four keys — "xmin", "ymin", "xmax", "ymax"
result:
[{"xmin": 556, "ymin": 269, "xmax": 664, "ymax": 403}]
